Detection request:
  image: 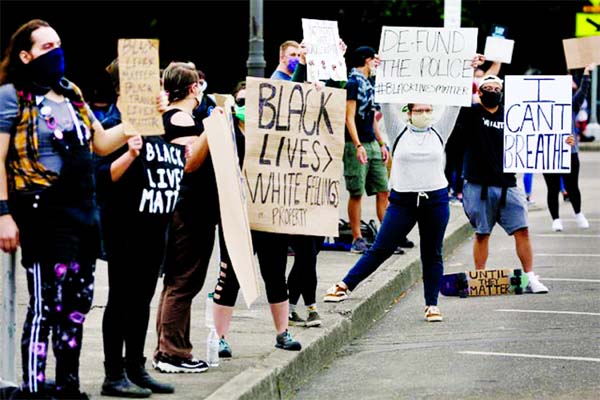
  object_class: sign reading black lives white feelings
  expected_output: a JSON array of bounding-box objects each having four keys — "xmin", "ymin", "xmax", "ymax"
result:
[
  {"xmin": 118, "ymin": 39, "xmax": 163, "ymax": 136},
  {"xmin": 375, "ymin": 26, "xmax": 478, "ymax": 106},
  {"xmin": 244, "ymin": 77, "xmax": 345, "ymax": 236},
  {"xmin": 301, "ymin": 18, "xmax": 347, "ymax": 82},
  {"xmin": 138, "ymin": 137, "xmax": 185, "ymax": 214},
  {"xmin": 504, "ymin": 75, "xmax": 572, "ymax": 173}
]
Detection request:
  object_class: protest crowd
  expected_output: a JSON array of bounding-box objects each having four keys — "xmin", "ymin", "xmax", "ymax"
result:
[{"xmin": 0, "ymin": 13, "xmax": 596, "ymax": 400}]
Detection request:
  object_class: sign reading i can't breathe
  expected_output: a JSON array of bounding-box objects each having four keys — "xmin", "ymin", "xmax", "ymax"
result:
[
  {"xmin": 503, "ymin": 76, "xmax": 572, "ymax": 174},
  {"xmin": 374, "ymin": 26, "xmax": 478, "ymax": 106},
  {"xmin": 244, "ymin": 77, "xmax": 345, "ymax": 236}
]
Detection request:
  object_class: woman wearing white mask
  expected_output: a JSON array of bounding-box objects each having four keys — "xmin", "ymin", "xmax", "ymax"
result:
[{"xmin": 324, "ymin": 55, "xmax": 485, "ymax": 323}]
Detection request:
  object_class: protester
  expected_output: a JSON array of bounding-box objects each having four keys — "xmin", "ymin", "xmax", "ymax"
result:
[
  {"xmin": 459, "ymin": 74, "xmax": 549, "ymax": 293},
  {"xmin": 343, "ymin": 46, "xmax": 390, "ymax": 254},
  {"xmin": 96, "ymin": 59, "xmax": 177, "ymax": 397},
  {"xmin": 270, "ymin": 40, "xmax": 300, "ymax": 81},
  {"xmin": 543, "ymin": 63, "xmax": 595, "ymax": 232},
  {"xmin": 210, "ymin": 81, "xmax": 302, "ymax": 353},
  {"xmin": 153, "ymin": 61, "xmax": 215, "ymax": 373},
  {"xmin": 0, "ymin": 19, "xmax": 163, "ymax": 399}
]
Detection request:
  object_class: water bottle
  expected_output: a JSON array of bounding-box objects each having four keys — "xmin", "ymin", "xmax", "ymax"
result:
[
  {"xmin": 206, "ymin": 327, "xmax": 220, "ymax": 367},
  {"xmin": 205, "ymin": 292, "xmax": 214, "ymax": 328}
]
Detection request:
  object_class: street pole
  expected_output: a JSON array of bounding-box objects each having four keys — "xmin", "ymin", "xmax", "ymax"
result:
[
  {"xmin": 1, "ymin": 252, "xmax": 17, "ymax": 385},
  {"xmin": 444, "ymin": 0, "xmax": 462, "ymax": 28},
  {"xmin": 247, "ymin": 0, "xmax": 266, "ymax": 77},
  {"xmin": 585, "ymin": 66, "xmax": 600, "ymax": 137}
]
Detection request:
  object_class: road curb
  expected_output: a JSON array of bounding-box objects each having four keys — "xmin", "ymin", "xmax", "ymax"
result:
[{"xmin": 206, "ymin": 217, "xmax": 473, "ymax": 400}]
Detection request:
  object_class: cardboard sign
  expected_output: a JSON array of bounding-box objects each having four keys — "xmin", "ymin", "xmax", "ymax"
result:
[
  {"xmin": 118, "ymin": 39, "xmax": 163, "ymax": 136},
  {"xmin": 204, "ymin": 111, "xmax": 260, "ymax": 308},
  {"xmin": 563, "ymin": 36, "xmax": 600, "ymax": 69},
  {"xmin": 244, "ymin": 77, "xmax": 345, "ymax": 236},
  {"xmin": 504, "ymin": 75, "xmax": 572, "ymax": 173},
  {"xmin": 374, "ymin": 26, "xmax": 478, "ymax": 106},
  {"xmin": 483, "ymin": 36, "xmax": 514, "ymax": 64},
  {"xmin": 301, "ymin": 18, "xmax": 347, "ymax": 82}
]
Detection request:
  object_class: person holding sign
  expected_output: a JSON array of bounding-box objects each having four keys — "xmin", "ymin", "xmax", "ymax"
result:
[
  {"xmin": 152, "ymin": 61, "xmax": 217, "ymax": 374},
  {"xmin": 0, "ymin": 20, "xmax": 165, "ymax": 399},
  {"xmin": 343, "ymin": 46, "xmax": 390, "ymax": 254},
  {"xmin": 458, "ymin": 75, "xmax": 548, "ymax": 294},
  {"xmin": 96, "ymin": 59, "xmax": 178, "ymax": 397},
  {"xmin": 543, "ymin": 63, "xmax": 594, "ymax": 232},
  {"xmin": 270, "ymin": 40, "xmax": 301, "ymax": 81}
]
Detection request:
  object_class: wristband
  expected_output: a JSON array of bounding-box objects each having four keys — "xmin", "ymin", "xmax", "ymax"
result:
[
  {"xmin": 355, "ymin": 144, "xmax": 363, "ymax": 149},
  {"xmin": 0, "ymin": 200, "xmax": 10, "ymax": 216},
  {"xmin": 378, "ymin": 140, "xmax": 386, "ymax": 146}
]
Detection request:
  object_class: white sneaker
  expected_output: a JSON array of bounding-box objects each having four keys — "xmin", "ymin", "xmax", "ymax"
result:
[
  {"xmin": 575, "ymin": 213, "xmax": 589, "ymax": 229},
  {"xmin": 526, "ymin": 276, "xmax": 549, "ymax": 294},
  {"xmin": 552, "ymin": 219, "xmax": 563, "ymax": 232},
  {"xmin": 424, "ymin": 306, "xmax": 443, "ymax": 322}
]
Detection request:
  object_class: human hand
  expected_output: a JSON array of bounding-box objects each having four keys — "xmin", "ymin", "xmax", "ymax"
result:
[
  {"xmin": 0, "ymin": 214, "xmax": 19, "ymax": 253},
  {"xmin": 157, "ymin": 90, "xmax": 169, "ymax": 113},
  {"xmin": 299, "ymin": 40, "xmax": 308, "ymax": 65},
  {"xmin": 380, "ymin": 143, "xmax": 389, "ymax": 162},
  {"xmin": 356, "ymin": 145, "xmax": 368, "ymax": 164},
  {"xmin": 471, "ymin": 54, "xmax": 485, "ymax": 69},
  {"xmin": 127, "ymin": 135, "xmax": 143, "ymax": 157},
  {"xmin": 584, "ymin": 63, "xmax": 597, "ymax": 76},
  {"xmin": 565, "ymin": 135, "xmax": 575, "ymax": 146}
]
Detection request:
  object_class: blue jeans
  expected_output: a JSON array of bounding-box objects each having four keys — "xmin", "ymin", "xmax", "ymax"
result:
[{"xmin": 342, "ymin": 188, "xmax": 450, "ymax": 306}]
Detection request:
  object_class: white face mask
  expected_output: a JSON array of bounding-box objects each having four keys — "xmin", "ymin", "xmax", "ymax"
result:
[
  {"xmin": 369, "ymin": 61, "xmax": 377, "ymax": 77},
  {"xmin": 411, "ymin": 113, "xmax": 432, "ymax": 129}
]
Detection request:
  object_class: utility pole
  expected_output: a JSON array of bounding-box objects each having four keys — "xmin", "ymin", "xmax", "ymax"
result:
[
  {"xmin": 247, "ymin": 0, "xmax": 266, "ymax": 77},
  {"xmin": 585, "ymin": 66, "xmax": 600, "ymax": 137},
  {"xmin": 1, "ymin": 253, "xmax": 17, "ymax": 385}
]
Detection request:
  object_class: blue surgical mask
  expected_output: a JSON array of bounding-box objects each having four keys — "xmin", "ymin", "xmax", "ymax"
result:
[{"xmin": 287, "ymin": 57, "xmax": 299, "ymax": 73}]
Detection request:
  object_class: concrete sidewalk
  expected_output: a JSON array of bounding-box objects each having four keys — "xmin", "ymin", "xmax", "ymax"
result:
[{"xmin": 1, "ymin": 204, "xmax": 472, "ymax": 399}]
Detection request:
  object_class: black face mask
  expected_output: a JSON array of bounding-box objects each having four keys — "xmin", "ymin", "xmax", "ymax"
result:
[
  {"xmin": 479, "ymin": 90, "xmax": 502, "ymax": 108},
  {"xmin": 27, "ymin": 47, "xmax": 65, "ymax": 91}
]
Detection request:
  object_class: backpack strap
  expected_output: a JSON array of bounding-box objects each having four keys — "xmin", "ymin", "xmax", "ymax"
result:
[{"xmin": 392, "ymin": 126, "xmax": 444, "ymax": 155}]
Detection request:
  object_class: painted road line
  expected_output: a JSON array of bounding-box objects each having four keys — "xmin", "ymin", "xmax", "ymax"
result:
[
  {"xmin": 536, "ymin": 234, "xmax": 600, "ymax": 238},
  {"xmin": 535, "ymin": 253, "xmax": 600, "ymax": 257},
  {"xmin": 458, "ymin": 351, "xmax": 600, "ymax": 363},
  {"xmin": 495, "ymin": 309, "xmax": 600, "ymax": 316},
  {"xmin": 541, "ymin": 278, "xmax": 600, "ymax": 283}
]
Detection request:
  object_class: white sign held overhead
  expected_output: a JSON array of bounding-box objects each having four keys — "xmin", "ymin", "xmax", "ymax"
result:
[
  {"xmin": 444, "ymin": 0, "xmax": 462, "ymax": 28},
  {"xmin": 374, "ymin": 26, "xmax": 478, "ymax": 106},
  {"xmin": 484, "ymin": 36, "xmax": 514, "ymax": 64},
  {"xmin": 504, "ymin": 75, "xmax": 572, "ymax": 174},
  {"xmin": 301, "ymin": 18, "xmax": 347, "ymax": 82}
]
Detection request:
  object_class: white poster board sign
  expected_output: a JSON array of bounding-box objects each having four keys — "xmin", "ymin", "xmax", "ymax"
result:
[
  {"xmin": 301, "ymin": 18, "xmax": 347, "ymax": 82},
  {"xmin": 375, "ymin": 26, "xmax": 478, "ymax": 106},
  {"xmin": 244, "ymin": 77, "xmax": 345, "ymax": 236},
  {"xmin": 444, "ymin": 0, "xmax": 462, "ymax": 28},
  {"xmin": 504, "ymin": 75, "xmax": 572, "ymax": 173},
  {"xmin": 484, "ymin": 36, "xmax": 514, "ymax": 64},
  {"xmin": 204, "ymin": 111, "xmax": 260, "ymax": 308}
]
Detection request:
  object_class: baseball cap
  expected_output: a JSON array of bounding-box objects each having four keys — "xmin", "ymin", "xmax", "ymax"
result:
[
  {"xmin": 351, "ymin": 46, "xmax": 376, "ymax": 67},
  {"xmin": 478, "ymin": 75, "xmax": 503, "ymax": 90}
]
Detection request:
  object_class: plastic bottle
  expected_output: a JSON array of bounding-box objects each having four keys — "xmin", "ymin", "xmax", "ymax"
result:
[
  {"xmin": 205, "ymin": 292, "xmax": 215, "ymax": 328},
  {"xmin": 206, "ymin": 327, "xmax": 220, "ymax": 367}
]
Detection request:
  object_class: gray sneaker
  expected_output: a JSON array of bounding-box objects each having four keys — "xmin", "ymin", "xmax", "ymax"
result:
[
  {"xmin": 288, "ymin": 311, "xmax": 306, "ymax": 327},
  {"xmin": 306, "ymin": 311, "xmax": 322, "ymax": 327},
  {"xmin": 350, "ymin": 237, "xmax": 369, "ymax": 254},
  {"xmin": 275, "ymin": 329, "xmax": 301, "ymax": 351}
]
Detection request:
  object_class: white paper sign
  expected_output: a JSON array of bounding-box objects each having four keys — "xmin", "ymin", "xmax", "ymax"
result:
[
  {"xmin": 504, "ymin": 75, "xmax": 572, "ymax": 173},
  {"xmin": 301, "ymin": 18, "xmax": 347, "ymax": 82},
  {"xmin": 375, "ymin": 26, "xmax": 478, "ymax": 106},
  {"xmin": 484, "ymin": 36, "xmax": 514, "ymax": 64},
  {"xmin": 444, "ymin": 0, "xmax": 462, "ymax": 28}
]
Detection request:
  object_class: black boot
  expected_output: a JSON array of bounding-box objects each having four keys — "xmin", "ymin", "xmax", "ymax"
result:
[
  {"xmin": 126, "ymin": 357, "xmax": 175, "ymax": 394},
  {"xmin": 101, "ymin": 360, "xmax": 152, "ymax": 398}
]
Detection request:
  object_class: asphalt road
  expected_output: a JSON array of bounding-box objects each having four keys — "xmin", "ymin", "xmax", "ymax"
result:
[{"xmin": 293, "ymin": 151, "xmax": 600, "ymax": 400}]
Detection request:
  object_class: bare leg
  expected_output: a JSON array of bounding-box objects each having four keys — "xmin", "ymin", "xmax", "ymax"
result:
[
  {"xmin": 375, "ymin": 191, "xmax": 389, "ymax": 223},
  {"xmin": 348, "ymin": 195, "xmax": 363, "ymax": 240},
  {"xmin": 213, "ymin": 303, "xmax": 234, "ymax": 339},
  {"xmin": 269, "ymin": 301, "xmax": 290, "ymax": 334},
  {"xmin": 513, "ymin": 228, "xmax": 533, "ymax": 273},
  {"xmin": 473, "ymin": 233, "xmax": 490, "ymax": 270}
]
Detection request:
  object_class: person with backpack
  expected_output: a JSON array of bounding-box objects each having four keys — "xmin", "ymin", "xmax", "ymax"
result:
[{"xmin": 324, "ymin": 55, "xmax": 485, "ymax": 323}]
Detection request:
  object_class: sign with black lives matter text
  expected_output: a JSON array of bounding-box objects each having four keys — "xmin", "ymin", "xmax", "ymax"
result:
[
  {"xmin": 244, "ymin": 77, "xmax": 345, "ymax": 236},
  {"xmin": 504, "ymin": 76, "xmax": 572, "ymax": 173},
  {"xmin": 118, "ymin": 39, "xmax": 163, "ymax": 136},
  {"xmin": 375, "ymin": 26, "xmax": 478, "ymax": 106},
  {"xmin": 138, "ymin": 137, "xmax": 185, "ymax": 214}
]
